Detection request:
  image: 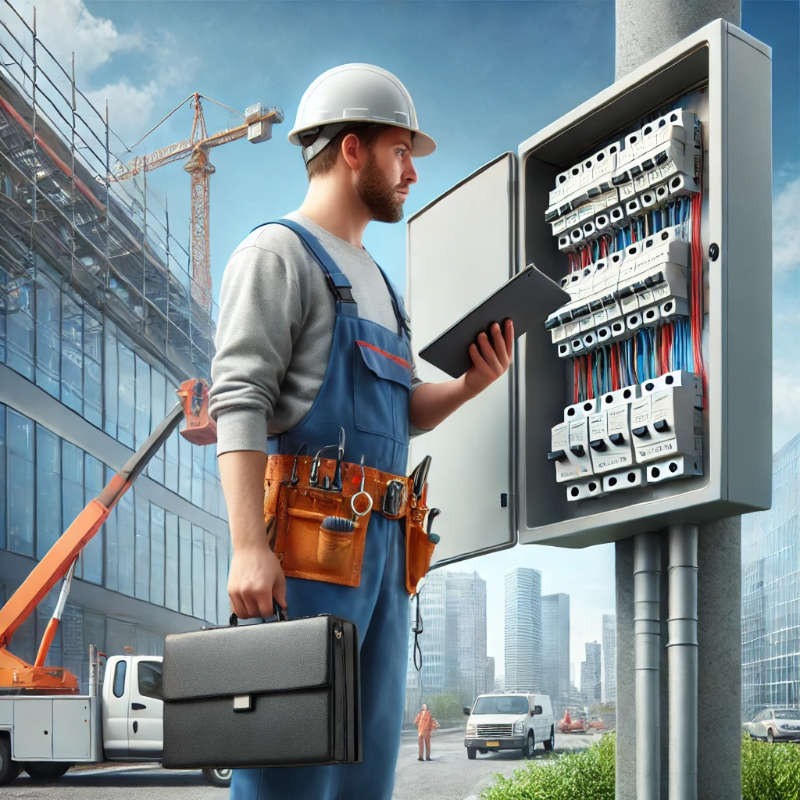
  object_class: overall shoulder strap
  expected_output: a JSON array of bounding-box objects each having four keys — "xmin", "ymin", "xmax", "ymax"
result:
[
  {"xmin": 373, "ymin": 263, "xmax": 411, "ymax": 338},
  {"xmin": 253, "ymin": 219, "xmax": 357, "ymax": 310}
]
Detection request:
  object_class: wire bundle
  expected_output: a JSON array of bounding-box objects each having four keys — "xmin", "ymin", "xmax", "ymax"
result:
[{"xmin": 570, "ymin": 319, "xmax": 694, "ymax": 404}]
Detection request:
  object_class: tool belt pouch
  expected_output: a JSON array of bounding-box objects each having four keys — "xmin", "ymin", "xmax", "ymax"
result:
[
  {"xmin": 162, "ymin": 614, "xmax": 361, "ymax": 769},
  {"xmin": 267, "ymin": 480, "xmax": 372, "ymax": 587},
  {"xmin": 404, "ymin": 498, "xmax": 437, "ymax": 596}
]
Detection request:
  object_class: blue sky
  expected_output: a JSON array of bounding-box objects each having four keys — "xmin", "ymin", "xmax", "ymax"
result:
[{"xmin": 10, "ymin": 0, "xmax": 798, "ymax": 677}]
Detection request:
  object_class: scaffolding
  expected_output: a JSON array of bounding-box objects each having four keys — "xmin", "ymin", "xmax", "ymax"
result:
[{"xmin": 0, "ymin": 0, "xmax": 217, "ymax": 379}]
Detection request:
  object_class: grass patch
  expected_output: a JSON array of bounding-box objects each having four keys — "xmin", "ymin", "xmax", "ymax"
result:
[
  {"xmin": 480, "ymin": 733, "xmax": 800, "ymax": 800},
  {"xmin": 480, "ymin": 733, "xmax": 614, "ymax": 800}
]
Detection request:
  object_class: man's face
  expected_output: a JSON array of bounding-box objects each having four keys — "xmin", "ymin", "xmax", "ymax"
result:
[{"xmin": 355, "ymin": 127, "xmax": 418, "ymax": 223}]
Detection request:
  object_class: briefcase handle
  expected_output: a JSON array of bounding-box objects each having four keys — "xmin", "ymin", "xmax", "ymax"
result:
[{"xmin": 229, "ymin": 602, "xmax": 288, "ymax": 627}]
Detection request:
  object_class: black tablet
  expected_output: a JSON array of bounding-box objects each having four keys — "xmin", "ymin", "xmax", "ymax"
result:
[{"xmin": 418, "ymin": 264, "xmax": 570, "ymax": 378}]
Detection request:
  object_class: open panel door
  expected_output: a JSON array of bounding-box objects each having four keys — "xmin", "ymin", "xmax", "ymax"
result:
[{"xmin": 406, "ymin": 153, "xmax": 517, "ymax": 567}]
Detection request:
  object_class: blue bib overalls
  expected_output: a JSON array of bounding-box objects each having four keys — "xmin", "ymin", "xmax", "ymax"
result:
[{"xmin": 230, "ymin": 220, "xmax": 412, "ymax": 800}]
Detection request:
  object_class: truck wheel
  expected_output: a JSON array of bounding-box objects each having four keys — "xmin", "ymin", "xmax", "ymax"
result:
[
  {"xmin": 522, "ymin": 732, "xmax": 535, "ymax": 759},
  {"xmin": 0, "ymin": 737, "xmax": 20, "ymax": 785},
  {"xmin": 543, "ymin": 726, "xmax": 555, "ymax": 751},
  {"xmin": 24, "ymin": 762, "xmax": 71, "ymax": 780},
  {"xmin": 202, "ymin": 767, "xmax": 232, "ymax": 787},
  {"xmin": 466, "ymin": 747, "xmax": 476, "ymax": 760}
]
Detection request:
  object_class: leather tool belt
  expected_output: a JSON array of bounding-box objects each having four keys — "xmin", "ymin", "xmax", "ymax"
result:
[{"xmin": 264, "ymin": 454, "xmax": 435, "ymax": 595}]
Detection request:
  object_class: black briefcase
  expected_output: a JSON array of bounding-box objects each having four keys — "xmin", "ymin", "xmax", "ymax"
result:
[{"xmin": 161, "ymin": 612, "xmax": 361, "ymax": 769}]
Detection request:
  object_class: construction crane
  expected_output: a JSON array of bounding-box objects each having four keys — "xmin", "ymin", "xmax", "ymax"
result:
[{"xmin": 111, "ymin": 94, "xmax": 283, "ymax": 310}]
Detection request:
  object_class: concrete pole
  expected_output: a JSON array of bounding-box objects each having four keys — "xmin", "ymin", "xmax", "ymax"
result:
[{"xmin": 615, "ymin": 3, "xmax": 742, "ymax": 800}]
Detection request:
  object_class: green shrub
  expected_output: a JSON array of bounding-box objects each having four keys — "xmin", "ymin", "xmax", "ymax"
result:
[
  {"xmin": 480, "ymin": 733, "xmax": 615, "ymax": 800},
  {"xmin": 742, "ymin": 733, "xmax": 800, "ymax": 800},
  {"xmin": 480, "ymin": 732, "xmax": 800, "ymax": 800}
]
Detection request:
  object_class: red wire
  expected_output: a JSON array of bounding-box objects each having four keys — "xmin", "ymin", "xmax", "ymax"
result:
[
  {"xmin": 573, "ymin": 359, "xmax": 579, "ymax": 404},
  {"xmin": 586, "ymin": 352, "xmax": 593, "ymax": 399}
]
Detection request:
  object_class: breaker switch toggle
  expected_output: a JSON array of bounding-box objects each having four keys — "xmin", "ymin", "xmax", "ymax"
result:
[
  {"xmin": 609, "ymin": 432, "xmax": 625, "ymax": 445},
  {"xmin": 570, "ymin": 444, "xmax": 586, "ymax": 457},
  {"xmin": 632, "ymin": 426, "xmax": 650, "ymax": 439},
  {"xmin": 590, "ymin": 439, "xmax": 607, "ymax": 452},
  {"xmin": 653, "ymin": 419, "xmax": 670, "ymax": 433},
  {"xmin": 547, "ymin": 449, "xmax": 567, "ymax": 462}
]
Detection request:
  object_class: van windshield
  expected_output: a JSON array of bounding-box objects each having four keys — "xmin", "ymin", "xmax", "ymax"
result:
[{"xmin": 473, "ymin": 696, "xmax": 528, "ymax": 715}]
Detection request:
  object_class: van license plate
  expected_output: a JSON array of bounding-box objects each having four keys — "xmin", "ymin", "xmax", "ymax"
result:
[{"xmin": 486, "ymin": 741, "xmax": 500, "ymax": 747}]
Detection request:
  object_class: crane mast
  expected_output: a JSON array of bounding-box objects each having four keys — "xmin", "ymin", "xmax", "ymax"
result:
[{"xmin": 111, "ymin": 93, "xmax": 283, "ymax": 310}]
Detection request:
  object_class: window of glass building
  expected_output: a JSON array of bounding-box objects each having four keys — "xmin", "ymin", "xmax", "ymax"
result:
[
  {"xmin": 36, "ymin": 425, "xmax": 61, "ymax": 558},
  {"xmin": 217, "ymin": 534, "xmax": 229, "ymax": 625},
  {"xmin": 61, "ymin": 441, "xmax": 84, "ymax": 574},
  {"xmin": 0, "ymin": 405, "xmax": 5, "ymax": 549},
  {"xmin": 83, "ymin": 454, "xmax": 104, "ymax": 584},
  {"xmin": 134, "ymin": 355, "xmax": 150, "ymax": 450},
  {"xmin": 204, "ymin": 530, "xmax": 217, "ymax": 623},
  {"xmin": 117, "ymin": 342, "xmax": 135, "ymax": 448},
  {"xmin": 134, "ymin": 493, "xmax": 150, "ymax": 602},
  {"xmin": 104, "ymin": 321, "xmax": 118, "ymax": 439},
  {"xmin": 192, "ymin": 525, "xmax": 204, "ymax": 619},
  {"xmin": 178, "ymin": 432, "xmax": 191, "ymax": 500},
  {"xmin": 117, "ymin": 489, "xmax": 135, "ymax": 597},
  {"xmin": 83, "ymin": 309, "xmax": 102, "ymax": 428},
  {"xmin": 165, "ymin": 511, "xmax": 179, "ymax": 612},
  {"xmin": 35, "ymin": 267, "xmax": 60, "ymax": 397},
  {"xmin": 7, "ymin": 409, "xmax": 34, "ymax": 556},
  {"xmin": 150, "ymin": 504, "xmax": 165, "ymax": 607},
  {"xmin": 192, "ymin": 443, "xmax": 204, "ymax": 508},
  {"xmin": 178, "ymin": 517, "xmax": 192, "ymax": 616},
  {"xmin": 148, "ymin": 369, "xmax": 166, "ymax": 483},
  {"xmin": 61, "ymin": 289, "xmax": 83, "ymax": 414},
  {"xmin": 3, "ymin": 267, "xmax": 34, "ymax": 380},
  {"xmin": 164, "ymin": 377, "xmax": 179, "ymax": 493}
]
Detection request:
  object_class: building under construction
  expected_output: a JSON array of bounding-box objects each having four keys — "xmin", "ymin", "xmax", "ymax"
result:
[{"xmin": 0, "ymin": 1, "xmax": 229, "ymax": 688}]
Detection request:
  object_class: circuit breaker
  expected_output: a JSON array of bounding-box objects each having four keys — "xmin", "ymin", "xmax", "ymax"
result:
[{"xmin": 407, "ymin": 19, "xmax": 772, "ymax": 561}]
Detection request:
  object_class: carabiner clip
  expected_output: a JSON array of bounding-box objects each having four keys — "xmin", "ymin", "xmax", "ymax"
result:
[{"xmin": 350, "ymin": 455, "xmax": 373, "ymax": 518}]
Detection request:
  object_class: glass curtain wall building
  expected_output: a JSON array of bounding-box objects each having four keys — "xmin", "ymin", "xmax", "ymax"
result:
[
  {"xmin": 542, "ymin": 593, "xmax": 570, "ymax": 717},
  {"xmin": 741, "ymin": 434, "xmax": 800, "ymax": 718},
  {"xmin": 0, "ymin": 4, "xmax": 228, "ymax": 691},
  {"xmin": 504, "ymin": 567, "xmax": 542, "ymax": 692}
]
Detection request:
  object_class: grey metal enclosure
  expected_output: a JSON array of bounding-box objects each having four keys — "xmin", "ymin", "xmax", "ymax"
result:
[{"xmin": 407, "ymin": 19, "xmax": 771, "ymax": 560}]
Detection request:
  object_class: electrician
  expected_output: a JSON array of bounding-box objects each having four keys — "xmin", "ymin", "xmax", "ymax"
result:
[{"xmin": 210, "ymin": 63, "xmax": 513, "ymax": 800}]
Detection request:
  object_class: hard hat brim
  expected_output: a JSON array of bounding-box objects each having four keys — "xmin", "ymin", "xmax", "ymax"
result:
[{"xmin": 289, "ymin": 121, "xmax": 436, "ymax": 157}]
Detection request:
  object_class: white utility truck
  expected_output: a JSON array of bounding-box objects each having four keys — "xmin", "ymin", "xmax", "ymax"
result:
[{"xmin": 0, "ymin": 647, "xmax": 230, "ymax": 786}]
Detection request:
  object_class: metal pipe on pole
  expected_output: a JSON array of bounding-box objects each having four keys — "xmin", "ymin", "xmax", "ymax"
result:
[
  {"xmin": 667, "ymin": 525, "xmax": 699, "ymax": 800},
  {"xmin": 634, "ymin": 533, "xmax": 662, "ymax": 800}
]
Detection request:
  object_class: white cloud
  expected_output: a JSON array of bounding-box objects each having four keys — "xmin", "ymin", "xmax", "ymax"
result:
[
  {"xmin": 9, "ymin": 0, "xmax": 140, "ymax": 78},
  {"xmin": 773, "ymin": 171, "xmax": 800, "ymax": 274},
  {"xmin": 85, "ymin": 79, "xmax": 161, "ymax": 144}
]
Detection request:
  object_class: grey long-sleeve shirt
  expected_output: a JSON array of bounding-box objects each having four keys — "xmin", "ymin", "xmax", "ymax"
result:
[{"xmin": 209, "ymin": 212, "xmax": 421, "ymax": 456}]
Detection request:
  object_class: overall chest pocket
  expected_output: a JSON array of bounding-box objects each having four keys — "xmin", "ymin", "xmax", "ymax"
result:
[{"xmin": 353, "ymin": 340, "xmax": 410, "ymax": 443}]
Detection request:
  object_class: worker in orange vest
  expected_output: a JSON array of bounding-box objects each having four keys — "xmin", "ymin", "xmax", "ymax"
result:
[{"xmin": 414, "ymin": 703, "xmax": 439, "ymax": 761}]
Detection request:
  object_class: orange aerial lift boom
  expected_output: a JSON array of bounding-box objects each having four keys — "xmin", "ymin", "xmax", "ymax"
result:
[{"xmin": 0, "ymin": 379, "xmax": 217, "ymax": 695}]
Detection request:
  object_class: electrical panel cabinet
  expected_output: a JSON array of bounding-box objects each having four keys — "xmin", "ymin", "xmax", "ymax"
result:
[{"xmin": 407, "ymin": 19, "xmax": 771, "ymax": 559}]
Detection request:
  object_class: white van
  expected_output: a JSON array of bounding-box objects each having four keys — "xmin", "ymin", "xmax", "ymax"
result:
[{"xmin": 463, "ymin": 693, "xmax": 555, "ymax": 759}]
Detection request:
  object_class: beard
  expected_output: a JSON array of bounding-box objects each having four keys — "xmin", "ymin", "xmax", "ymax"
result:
[{"xmin": 356, "ymin": 152, "xmax": 405, "ymax": 223}]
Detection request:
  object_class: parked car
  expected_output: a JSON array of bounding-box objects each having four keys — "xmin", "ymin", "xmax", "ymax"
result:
[
  {"xmin": 744, "ymin": 708, "xmax": 800, "ymax": 743},
  {"xmin": 463, "ymin": 693, "xmax": 554, "ymax": 759}
]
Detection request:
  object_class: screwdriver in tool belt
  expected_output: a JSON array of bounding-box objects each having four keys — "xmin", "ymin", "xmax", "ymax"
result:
[{"xmin": 426, "ymin": 508, "xmax": 441, "ymax": 544}]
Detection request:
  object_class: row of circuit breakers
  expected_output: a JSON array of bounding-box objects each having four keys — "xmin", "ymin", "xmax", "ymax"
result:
[{"xmin": 544, "ymin": 107, "xmax": 705, "ymax": 501}]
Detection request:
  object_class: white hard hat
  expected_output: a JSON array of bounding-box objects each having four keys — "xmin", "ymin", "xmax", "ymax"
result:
[{"xmin": 289, "ymin": 63, "xmax": 436, "ymax": 164}]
